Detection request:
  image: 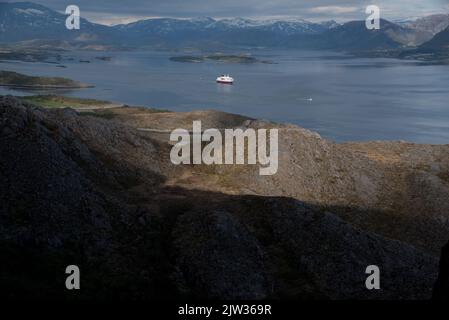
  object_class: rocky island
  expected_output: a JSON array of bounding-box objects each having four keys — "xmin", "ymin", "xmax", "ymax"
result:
[
  {"xmin": 0, "ymin": 71, "xmax": 93, "ymax": 89},
  {"xmin": 170, "ymin": 54, "xmax": 273, "ymax": 64}
]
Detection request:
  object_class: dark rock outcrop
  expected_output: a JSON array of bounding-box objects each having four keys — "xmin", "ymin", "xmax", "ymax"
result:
[
  {"xmin": 172, "ymin": 196, "xmax": 437, "ymax": 299},
  {"xmin": 433, "ymin": 241, "xmax": 449, "ymax": 300}
]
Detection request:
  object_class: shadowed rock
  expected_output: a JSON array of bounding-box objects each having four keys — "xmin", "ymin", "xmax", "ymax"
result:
[{"xmin": 433, "ymin": 241, "xmax": 449, "ymax": 300}]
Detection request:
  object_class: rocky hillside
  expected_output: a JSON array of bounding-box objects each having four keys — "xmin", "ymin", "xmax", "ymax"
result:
[
  {"xmin": 1, "ymin": 95, "xmax": 448, "ymax": 300},
  {"xmin": 421, "ymin": 26, "xmax": 449, "ymax": 50},
  {"xmin": 401, "ymin": 14, "xmax": 449, "ymax": 36}
]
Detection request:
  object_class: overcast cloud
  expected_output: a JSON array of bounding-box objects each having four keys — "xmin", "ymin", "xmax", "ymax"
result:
[{"xmin": 6, "ymin": 0, "xmax": 449, "ymax": 24}]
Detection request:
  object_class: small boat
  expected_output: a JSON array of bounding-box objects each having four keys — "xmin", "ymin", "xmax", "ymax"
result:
[{"xmin": 216, "ymin": 74, "xmax": 234, "ymax": 84}]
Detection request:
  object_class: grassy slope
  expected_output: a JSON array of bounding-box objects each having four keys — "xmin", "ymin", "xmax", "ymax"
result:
[
  {"xmin": 21, "ymin": 95, "xmax": 110, "ymax": 108},
  {"xmin": 19, "ymin": 95, "xmax": 171, "ymax": 121},
  {"xmin": 0, "ymin": 71, "xmax": 92, "ymax": 88}
]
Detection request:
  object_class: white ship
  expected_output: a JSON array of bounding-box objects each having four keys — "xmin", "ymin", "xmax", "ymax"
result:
[{"xmin": 216, "ymin": 74, "xmax": 234, "ymax": 84}]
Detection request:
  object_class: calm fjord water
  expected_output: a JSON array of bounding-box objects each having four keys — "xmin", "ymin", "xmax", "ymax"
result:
[{"xmin": 1, "ymin": 49, "xmax": 449, "ymax": 144}]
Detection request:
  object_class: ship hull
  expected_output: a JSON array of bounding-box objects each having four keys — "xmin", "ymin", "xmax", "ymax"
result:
[{"xmin": 216, "ymin": 80, "xmax": 233, "ymax": 84}]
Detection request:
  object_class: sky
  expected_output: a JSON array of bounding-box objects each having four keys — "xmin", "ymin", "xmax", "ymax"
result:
[{"xmin": 9, "ymin": 0, "xmax": 449, "ymax": 25}]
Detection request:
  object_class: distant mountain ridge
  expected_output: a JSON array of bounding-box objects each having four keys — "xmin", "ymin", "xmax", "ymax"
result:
[
  {"xmin": 399, "ymin": 14, "xmax": 449, "ymax": 36},
  {"xmin": 111, "ymin": 16, "xmax": 339, "ymax": 48},
  {"xmin": 420, "ymin": 26, "xmax": 449, "ymax": 50},
  {"xmin": 0, "ymin": 2, "xmax": 448, "ymax": 51},
  {"xmin": 0, "ymin": 2, "xmax": 114, "ymax": 44}
]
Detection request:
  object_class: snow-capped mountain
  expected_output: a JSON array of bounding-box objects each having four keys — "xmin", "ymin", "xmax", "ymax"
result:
[
  {"xmin": 1, "ymin": 2, "xmax": 446, "ymax": 50},
  {"xmin": 115, "ymin": 16, "xmax": 331, "ymax": 35},
  {"xmin": 0, "ymin": 2, "xmax": 113, "ymax": 43},
  {"xmin": 319, "ymin": 20, "xmax": 340, "ymax": 29},
  {"xmin": 111, "ymin": 16, "xmax": 339, "ymax": 47},
  {"xmin": 211, "ymin": 17, "xmax": 326, "ymax": 34},
  {"xmin": 0, "ymin": 2, "xmax": 340, "ymax": 46}
]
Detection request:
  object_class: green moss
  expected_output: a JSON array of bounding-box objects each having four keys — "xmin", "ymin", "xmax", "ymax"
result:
[{"xmin": 21, "ymin": 95, "xmax": 110, "ymax": 109}]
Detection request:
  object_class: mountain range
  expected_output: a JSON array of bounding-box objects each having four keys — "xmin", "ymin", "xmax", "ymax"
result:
[
  {"xmin": 0, "ymin": 2, "xmax": 115, "ymax": 43},
  {"xmin": 1, "ymin": 2, "xmax": 449, "ymax": 51}
]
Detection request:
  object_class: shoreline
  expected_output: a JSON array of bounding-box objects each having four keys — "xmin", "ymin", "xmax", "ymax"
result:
[
  {"xmin": 0, "ymin": 83, "xmax": 94, "ymax": 89},
  {"xmin": 11, "ymin": 94, "xmax": 449, "ymax": 146}
]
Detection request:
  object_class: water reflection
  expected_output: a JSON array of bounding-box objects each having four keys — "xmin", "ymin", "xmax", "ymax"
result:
[{"xmin": 216, "ymin": 83, "xmax": 233, "ymax": 94}]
